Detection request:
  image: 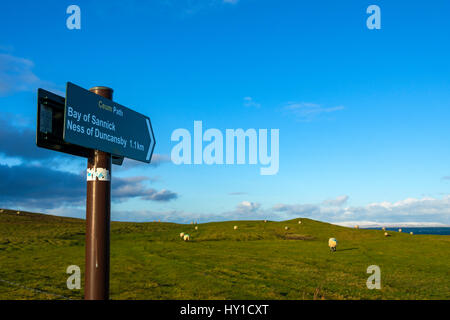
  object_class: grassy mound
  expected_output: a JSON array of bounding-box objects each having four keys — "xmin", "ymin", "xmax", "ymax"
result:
[{"xmin": 0, "ymin": 209, "xmax": 449, "ymax": 300}]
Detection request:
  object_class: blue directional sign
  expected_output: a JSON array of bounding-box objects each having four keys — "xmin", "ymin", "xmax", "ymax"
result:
[{"xmin": 63, "ymin": 82, "xmax": 155, "ymax": 163}]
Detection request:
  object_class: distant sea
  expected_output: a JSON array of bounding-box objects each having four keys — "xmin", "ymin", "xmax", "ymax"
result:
[{"xmin": 366, "ymin": 227, "xmax": 450, "ymax": 235}]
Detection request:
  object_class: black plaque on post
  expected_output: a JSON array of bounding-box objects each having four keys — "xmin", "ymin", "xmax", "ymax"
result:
[{"xmin": 36, "ymin": 88, "xmax": 124, "ymax": 165}]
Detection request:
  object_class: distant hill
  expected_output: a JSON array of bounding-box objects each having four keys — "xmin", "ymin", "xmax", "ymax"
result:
[{"xmin": 0, "ymin": 209, "xmax": 449, "ymax": 299}]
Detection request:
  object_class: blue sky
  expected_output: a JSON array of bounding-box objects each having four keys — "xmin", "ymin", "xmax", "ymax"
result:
[{"xmin": 1, "ymin": 0, "xmax": 450, "ymax": 226}]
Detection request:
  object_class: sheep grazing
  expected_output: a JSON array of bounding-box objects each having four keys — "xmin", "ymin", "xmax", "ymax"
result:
[
  {"xmin": 16, "ymin": 211, "xmax": 20, "ymax": 215},
  {"xmin": 180, "ymin": 232, "xmax": 185, "ymax": 238},
  {"xmin": 328, "ymin": 238, "xmax": 337, "ymax": 252},
  {"xmin": 398, "ymin": 228, "xmax": 402, "ymax": 233},
  {"xmin": 183, "ymin": 234, "xmax": 190, "ymax": 241},
  {"xmin": 234, "ymin": 225, "xmax": 238, "ymax": 230},
  {"xmin": 298, "ymin": 220, "xmax": 302, "ymax": 224},
  {"xmin": 410, "ymin": 232, "xmax": 413, "ymax": 235},
  {"xmin": 384, "ymin": 232, "xmax": 390, "ymax": 237},
  {"xmin": 195, "ymin": 226, "xmax": 198, "ymax": 230},
  {"xmin": 285, "ymin": 226, "xmax": 289, "ymax": 230}
]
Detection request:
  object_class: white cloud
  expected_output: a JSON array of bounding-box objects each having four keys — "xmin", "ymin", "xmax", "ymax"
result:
[
  {"xmin": 0, "ymin": 53, "xmax": 62, "ymax": 96},
  {"xmin": 243, "ymin": 96, "xmax": 261, "ymax": 108},
  {"xmin": 334, "ymin": 221, "xmax": 449, "ymax": 228},
  {"xmin": 283, "ymin": 102, "xmax": 344, "ymax": 121},
  {"xmin": 113, "ymin": 195, "xmax": 450, "ymax": 225},
  {"xmin": 272, "ymin": 203, "xmax": 320, "ymax": 215},
  {"xmin": 322, "ymin": 195, "xmax": 349, "ymax": 206},
  {"xmin": 116, "ymin": 154, "xmax": 171, "ymax": 171},
  {"xmin": 236, "ymin": 201, "xmax": 261, "ymax": 212},
  {"xmin": 11, "ymin": 187, "xmax": 450, "ymax": 226},
  {"xmin": 228, "ymin": 192, "xmax": 247, "ymax": 196},
  {"xmin": 272, "ymin": 195, "xmax": 450, "ymax": 225}
]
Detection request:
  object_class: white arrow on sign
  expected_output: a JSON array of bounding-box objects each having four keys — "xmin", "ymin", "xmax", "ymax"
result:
[{"xmin": 146, "ymin": 118, "xmax": 153, "ymax": 161}]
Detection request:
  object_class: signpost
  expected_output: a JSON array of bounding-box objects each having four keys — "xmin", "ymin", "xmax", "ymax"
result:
[
  {"xmin": 36, "ymin": 82, "xmax": 156, "ymax": 300},
  {"xmin": 64, "ymin": 82, "xmax": 155, "ymax": 163}
]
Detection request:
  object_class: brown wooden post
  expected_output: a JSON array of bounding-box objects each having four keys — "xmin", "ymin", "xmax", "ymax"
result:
[{"xmin": 85, "ymin": 86, "xmax": 113, "ymax": 300}]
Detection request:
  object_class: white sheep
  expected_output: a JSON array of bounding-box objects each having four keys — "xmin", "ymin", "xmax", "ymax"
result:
[
  {"xmin": 328, "ymin": 238, "xmax": 337, "ymax": 252},
  {"xmin": 398, "ymin": 228, "xmax": 402, "ymax": 233},
  {"xmin": 195, "ymin": 226, "xmax": 198, "ymax": 230},
  {"xmin": 285, "ymin": 226, "xmax": 289, "ymax": 230},
  {"xmin": 384, "ymin": 232, "xmax": 390, "ymax": 237},
  {"xmin": 16, "ymin": 211, "xmax": 20, "ymax": 215},
  {"xmin": 410, "ymin": 232, "xmax": 413, "ymax": 235},
  {"xmin": 298, "ymin": 220, "xmax": 302, "ymax": 224},
  {"xmin": 234, "ymin": 225, "xmax": 238, "ymax": 230},
  {"xmin": 382, "ymin": 227, "xmax": 386, "ymax": 231},
  {"xmin": 183, "ymin": 234, "xmax": 190, "ymax": 241},
  {"xmin": 180, "ymin": 232, "xmax": 185, "ymax": 238}
]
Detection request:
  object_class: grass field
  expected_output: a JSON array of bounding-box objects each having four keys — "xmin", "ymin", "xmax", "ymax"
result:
[{"xmin": 0, "ymin": 209, "xmax": 449, "ymax": 300}]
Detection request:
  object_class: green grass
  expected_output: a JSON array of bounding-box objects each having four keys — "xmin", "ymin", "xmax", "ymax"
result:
[{"xmin": 0, "ymin": 209, "xmax": 449, "ymax": 300}]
